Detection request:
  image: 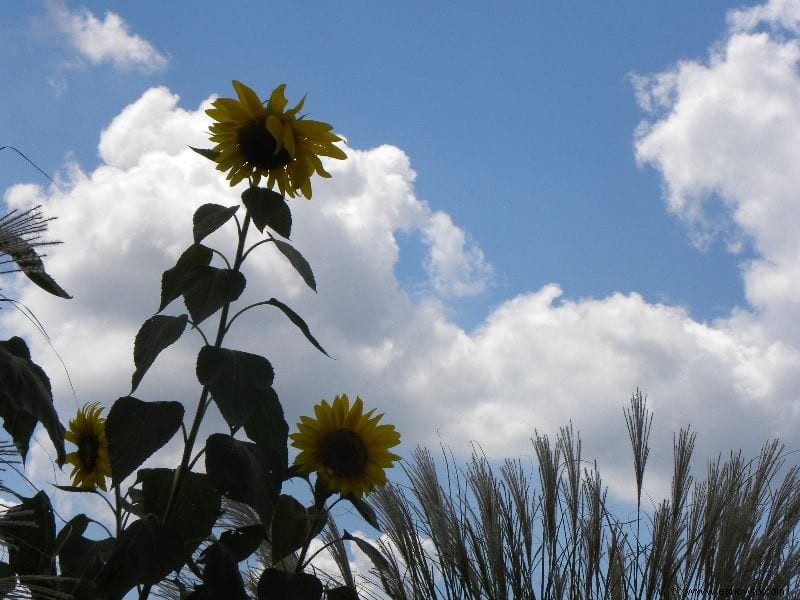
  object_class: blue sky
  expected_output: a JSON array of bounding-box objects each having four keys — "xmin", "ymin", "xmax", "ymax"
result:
[{"xmin": 2, "ymin": 0, "xmax": 800, "ymax": 592}]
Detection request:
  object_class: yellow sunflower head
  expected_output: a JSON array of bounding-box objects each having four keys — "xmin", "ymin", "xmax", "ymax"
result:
[
  {"xmin": 206, "ymin": 80, "xmax": 347, "ymax": 198},
  {"xmin": 290, "ymin": 394, "xmax": 401, "ymax": 498},
  {"xmin": 64, "ymin": 402, "xmax": 111, "ymax": 491}
]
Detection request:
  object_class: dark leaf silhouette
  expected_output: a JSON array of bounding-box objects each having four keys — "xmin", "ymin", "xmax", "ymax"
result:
[{"xmin": 106, "ymin": 397, "xmax": 184, "ymax": 486}]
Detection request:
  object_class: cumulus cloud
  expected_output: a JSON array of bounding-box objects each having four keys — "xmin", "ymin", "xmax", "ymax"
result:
[
  {"xmin": 46, "ymin": 0, "xmax": 168, "ymax": 73},
  {"xmin": 4, "ymin": 0, "xmax": 800, "ymax": 537},
  {"xmin": 634, "ymin": 0, "xmax": 800, "ymax": 346}
]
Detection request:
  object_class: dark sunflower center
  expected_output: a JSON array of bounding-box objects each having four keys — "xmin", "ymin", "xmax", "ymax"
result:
[
  {"xmin": 237, "ymin": 118, "xmax": 292, "ymax": 170},
  {"xmin": 318, "ymin": 429, "xmax": 368, "ymax": 477},
  {"xmin": 78, "ymin": 435, "xmax": 100, "ymax": 471}
]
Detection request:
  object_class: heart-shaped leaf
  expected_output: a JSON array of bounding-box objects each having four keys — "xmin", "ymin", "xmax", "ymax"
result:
[
  {"xmin": 243, "ymin": 387, "xmax": 288, "ymax": 481},
  {"xmin": 196, "ymin": 346, "xmax": 274, "ymax": 430},
  {"xmin": 139, "ymin": 468, "xmax": 221, "ymax": 559},
  {"xmin": 271, "ymin": 495, "xmax": 326, "ymax": 563},
  {"xmin": 95, "ymin": 515, "xmax": 184, "ymax": 598},
  {"xmin": 205, "ymin": 433, "xmax": 278, "ymax": 525},
  {"xmin": 131, "ymin": 314, "xmax": 188, "ymax": 393},
  {"xmin": 181, "ymin": 266, "xmax": 246, "ymax": 324},
  {"xmin": 195, "ymin": 542, "xmax": 248, "ymax": 599},
  {"xmin": 106, "ymin": 396, "xmax": 184, "ymax": 487},
  {"xmin": 241, "ymin": 186, "xmax": 292, "ymax": 238},
  {"xmin": 193, "ymin": 203, "xmax": 239, "ymax": 244},
  {"xmin": 160, "ymin": 244, "xmax": 213, "ymax": 312}
]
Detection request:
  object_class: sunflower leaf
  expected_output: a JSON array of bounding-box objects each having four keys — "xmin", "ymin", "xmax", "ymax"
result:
[
  {"xmin": 272, "ymin": 238, "xmax": 315, "ymax": 292},
  {"xmin": 241, "ymin": 186, "xmax": 292, "ymax": 238},
  {"xmin": 106, "ymin": 396, "xmax": 185, "ymax": 487},
  {"xmin": 257, "ymin": 568, "xmax": 323, "ymax": 600},
  {"xmin": 219, "ymin": 524, "xmax": 266, "ymax": 562},
  {"xmin": 95, "ymin": 515, "xmax": 184, "ymax": 598},
  {"xmin": 0, "ymin": 491, "xmax": 56, "ymax": 578},
  {"xmin": 55, "ymin": 514, "xmax": 113, "ymax": 582},
  {"xmin": 159, "ymin": 244, "xmax": 213, "ymax": 312},
  {"xmin": 195, "ymin": 542, "xmax": 248, "ymax": 599},
  {"xmin": 0, "ymin": 337, "xmax": 65, "ymax": 465},
  {"xmin": 242, "ymin": 387, "xmax": 288, "ymax": 483},
  {"xmin": 189, "ymin": 146, "xmax": 220, "ymax": 161},
  {"xmin": 270, "ymin": 495, "xmax": 325, "ymax": 563},
  {"xmin": 181, "ymin": 266, "xmax": 246, "ymax": 325},
  {"xmin": 205, "ymin": 433, "xmax": 279, "ymax": 526},
  {"xmin": 193, "ymin": 203, "xmax": 239, "ymax": 244},
  {"xmin": 138, "ymin": 468, "xmax": 221, "ymax": 560},
  {"xmin": 131, "ymin": 314, "xmax": 189, "ymax": 393},
  {"xmin": 265, "ymin": 297, "xmax": 330, "ymax": 357},
  {"xmin": 343, "ymin": 494, "xmax": 381, "ymax": 531},
  {"xmin": 196, "ymin": 346, "xmax": 274, "ymax": 429}
]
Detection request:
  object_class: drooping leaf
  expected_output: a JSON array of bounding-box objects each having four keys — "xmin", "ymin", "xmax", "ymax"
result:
[
  {"xmin": 196, "ymin": 346, "xmax": 274, "ymax": 430},
  {"xmin": 190, "ymin": 542, "xmax": 248, "ymax": 600},
  {"xmin": 138, "ymin": 468, "xmax": 221, "ymax": 559},
  {"xmin": 189, "ymin": 146, "xmax": 220, "ymax": 162},
  {"xmin": 205, "ymin": 433, "xmax": 278, "ymax": 525},
  {"xmin": 159, "ymin": 244, "xmax": 213, "ymax": 312},
  {"xmin": 243, "ymin": 387, "xmax": 288, "ymax": 481},
  {"xmin": 270, "ymin": 495, "xmax": 326, "ymax": 564},
  {"xmin": 55, "ymin": 514, "xmax": 114, "ymax": 583},
  {"xmin": 257, "ymin": 568, "xmax": 323, "ymax": 600},
  {"xmin": 0, "ymin": 337, "xmax": 65, "ymax": 464},
  {"xmin": 265, "ymin": 298, "xmax": 330, "ymax": 357},
  {"xmin": 131, "ymin": 314, "xmax": 189, "ymax": 393},
  {"xmin": 0, "ymin": 491, "xmax": 55, "ymax": 577},
  {"xmin": 95, "ymin": 515, "xmax": 184, "ymax": 598},
  {"xmin": 0, "ymin": 400, "xmax": 35, "ymax": 460},
  {"xmin": 219, "ymin": 524, "xmax": 266, "ymax": 562},
  {"xmin": 241, "ymin": 186, "xmax": 292, "ymax": 238},
  {"xmin": 343, "ymin": 530, "xmax": 393, "ymax": 574},
  {"xmin": 343, "ymin": 494, "xmax": 381, "ymax": 531},
  {"xmin": 273, "ymin": 239, "xmax": 315, "ymax": 292},
  {"xmin": 193, "ymin": 203, "xmax": 239, "ymax": 244},
  {"xmin": 181, "ymin": 266, "xmax": 246, "ymax": 324},
  {"xmin": 106, "ymin": 397, "xmax": 184, "ymax": 487}
]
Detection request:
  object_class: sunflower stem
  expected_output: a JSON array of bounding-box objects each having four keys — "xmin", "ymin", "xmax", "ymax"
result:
[{"xmin": 141, "ymin": 212, "xmax": 253, "ymax": 600}]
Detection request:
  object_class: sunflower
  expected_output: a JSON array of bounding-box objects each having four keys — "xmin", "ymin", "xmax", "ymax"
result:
[
  {"xmin": 64, "ymin": 402, "xmax": 111, "ymax": 491},
  {"xmin": 206, "ymin": 80, "xmax": 347, "ymax": 198},
  {"xmin": 290, "ymin": 394, "xmax": 401, "ymax": 498}
]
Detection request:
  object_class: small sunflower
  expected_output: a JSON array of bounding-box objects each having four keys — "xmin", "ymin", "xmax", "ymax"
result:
[
  {"xmin": 206, "ymin": 80, "xmax": 347, "ymax": 198},
  {"xmin": 64, "ymin": 402, "xmax": 111, "ymax": 491},
  {"xmin": 290, "ymin": 394, "xmax": 401, "ymax": 498}
]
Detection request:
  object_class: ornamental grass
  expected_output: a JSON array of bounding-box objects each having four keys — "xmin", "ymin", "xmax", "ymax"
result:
[{"xmin": 338, "ymin": 389, "xmax": 800, "ymax": 599}]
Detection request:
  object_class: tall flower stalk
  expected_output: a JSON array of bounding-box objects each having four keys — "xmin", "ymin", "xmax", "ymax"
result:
[{"xmin": 0, "ymin": 83, "xmax": 400, "ymax": 600}]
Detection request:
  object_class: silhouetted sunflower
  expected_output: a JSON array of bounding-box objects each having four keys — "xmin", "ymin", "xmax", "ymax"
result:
[
  {"xmin": 64, "ymin": 403, "xmax": 110, "ymax": 491},
  {"xmin": 290, "ymin": 394, "xmax": 401, "ymax": 498},
  {"xmin": 206, "ymin": 80, "xmax": 346, "ymax": 198}
]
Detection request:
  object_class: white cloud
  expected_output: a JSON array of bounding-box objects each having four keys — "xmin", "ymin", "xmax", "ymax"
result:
[
  {"xmin": 728, "ymin": 0, "xmax": 800, "ymax": 33},
  {"xmin": 4, "ymin": 3, "xmax": 800, "ymax": 534},
  {"xmin": 634, "ymin": 0, "xmax": 800, "ymax": 348},
  {"xmin": 46, "ymin": 0, "xmax": 168, "ymax": 73}
]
